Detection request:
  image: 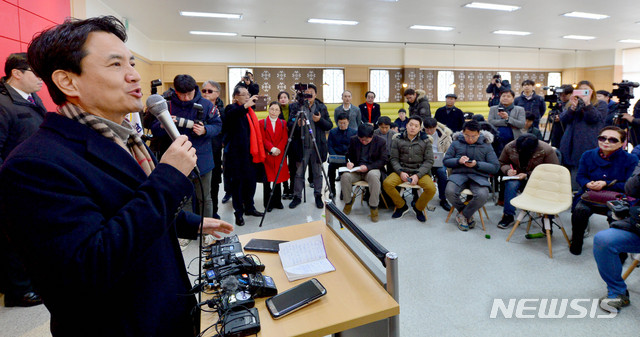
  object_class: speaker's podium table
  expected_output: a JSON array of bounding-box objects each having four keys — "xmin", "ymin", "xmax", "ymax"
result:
[{"xmin": 200, "ymin": 220, "xmax": 400, "ymax": 337}]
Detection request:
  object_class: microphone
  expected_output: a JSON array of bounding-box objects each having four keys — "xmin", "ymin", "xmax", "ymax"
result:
[{"xmin": 146, "ymin": 94, "xmax": 180, "ymax": 140}]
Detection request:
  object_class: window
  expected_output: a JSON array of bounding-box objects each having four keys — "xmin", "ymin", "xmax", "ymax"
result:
[
  {"xmin": 547, "ymin": 72, "xmax": 562, "ymax": 88},
  {"xmin": 370, "ymin": 70, "xmax": 390, "ymax": 102},
  {"xmin": 228, "ymin": 67, "xmax": 253, "ymax": 102},
  {"xmin": 322, "ymin": 69, "xmax": 344, "ymax": 104},
  {"xmin": 623, "ymin": 48, "xmax": 640, "ymax": 112},
  {"xmin": 437, "ymin": 71, "xmax": 455, "ymax": 101},
  {"xmin": 497, "ymin": 71, "xmax": 511, "ymax": 84}
]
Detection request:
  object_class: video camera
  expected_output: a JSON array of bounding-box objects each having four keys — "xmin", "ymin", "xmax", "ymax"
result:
[
  {"xmin": 607, "ymin": 199, "xmax": 631, "ymax": 220},
  {"xmin": 542, "ymin": 85, "xmax": 566, "ymax": 104},
  {"xmin": 294, "ymin": 83, "xmax": 313, "ymax": 106},
  {"xmin": 610, "ymin": 80, "xmax": 640, "ymax": 126}
]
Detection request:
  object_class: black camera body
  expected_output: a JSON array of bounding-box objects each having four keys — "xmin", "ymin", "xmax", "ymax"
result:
[
  {"xmin": 294, "ymin": 83, "xmax": 313, "ymax": 106},
  {"xmin": 607, "ymin": 199, "xmax": 631, "ymax": 220},
  {"xmin": 150, "ymin": 79, "xmax": 162, "ymax": 95}
]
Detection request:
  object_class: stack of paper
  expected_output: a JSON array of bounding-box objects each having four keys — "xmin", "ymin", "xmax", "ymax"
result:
[{"xmin": 278, "ymin": 234, "xmax": 336, "ymax": 281}]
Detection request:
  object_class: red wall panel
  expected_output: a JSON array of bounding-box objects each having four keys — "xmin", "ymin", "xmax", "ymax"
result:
[{"xmin": 0, "ymin": 0, "xmax": 70, "ymax": 111}]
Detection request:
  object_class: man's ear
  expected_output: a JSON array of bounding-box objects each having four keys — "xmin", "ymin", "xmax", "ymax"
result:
[
  {"xmin": 51, "ymin": 70, "xmax": 79, "ymax": 99},
  {"xmin": 10, "ymin": 69, "xmax": 24, "ymax": 81}
]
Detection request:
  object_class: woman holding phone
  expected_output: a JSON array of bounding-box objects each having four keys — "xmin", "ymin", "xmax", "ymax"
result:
[{"xmin": 559, "ymin": 80, "xmax": 608, "ymax": 190}]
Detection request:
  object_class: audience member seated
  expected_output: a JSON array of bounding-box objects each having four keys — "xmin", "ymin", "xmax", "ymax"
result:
[
  {"xmin": 395, "ymin": 108, "xmax": 408, "ymax": 133},
  {"xmin": 341, "ymin": 124, "xmax": 389, "ymax": 222},
  {"xmin": 374, "ymin": 116, "xmax": 397, "ymax": 153},
  {"xmin": 486, "ymin": 74, "xmax": 511, "ymax": 107},
  {"xmin": 444, "ymin": 120, "xmax": 500, "ymax": 231},
  {"xmin": 570, "ymin": 126, "xmax": 639, "ymax": 255},
  {"xmin": 496, "ymin": 134, "xmax": 559, "ymax": 229},
  {"xmin": 390, "ymin": 122, "xmax": 399, "ymax": 133},
  {"xmin": 488, "ymin": 89, "xmax": 526, "ymax": 153},
  {"xmin": 404, "ymin": 88, "xmax": 431, "ymax": 121},
  {"xmin": 559, "ymin": 80, "xmax": 607, "ymax": 190},
  {"xmin": 359, "ymin": 91, "xmax": 381, "ymax": 126},
  {"xmin": 473, "ymin": 114, "xmax": 501, "ymax": 158},
  {"xmin": 514, "ymin": 79, "xmax": 546, "ymax": 127},
  {"xmin": 383, "ymin": 116, "xmax": 436, "ymax": 222},
  {"xmin": 334, "ymin": 90, "xmax": 362, "ymax": 130},
  {"xmin": 524, "ymin": 111, "xmax": 543, "ymax": 140},
  {"xmin": 593, "ymin": 162, "xmax": 640, "ymax": 314},
  {"xmin": 423, "ymin": 117, "xmax": 453, "ymax": 211},
  {"xmin": 327, "ymin": 112, "xmax": 357, "ymax": 197},
  {"xmin": 434, "ymin": 93, "xmax": 465, "ymax": 133},
  {"xmin": 260, "ymin": 102, "xmax": 290, "ymax": 212}
]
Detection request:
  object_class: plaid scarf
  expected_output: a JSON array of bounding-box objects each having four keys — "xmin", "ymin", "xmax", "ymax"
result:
[{"xmin": 58, "ymin": 103, "xmax": 155, "ymax": 176}]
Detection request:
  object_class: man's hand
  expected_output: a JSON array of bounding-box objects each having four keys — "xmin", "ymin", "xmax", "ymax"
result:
[
  {"xmin": 400, "ymin": 172, "xmax": 410, "ymax": 182},
  {"xmin": 517, "ymin": 173, "xmax": 527, "ymax": 180},
  {"xmin": 410, "ymin": 174, "xmax": 419, "ymax": 185},
  {"xmin": 459, "ymin": 156, "xmax": 469, "ymax": 165},
  {"xmin": 464, "ymin": 160, "xmax": 477, "ymax": 168},
  {"xmin": 498, "ymin": 111, "xmax": 509, "ymax": 119},
  {"xmin": 201, "ymin": 218, "xmax": 234, "ymax": 239},
  {"xmin": 312, "ymin": 112, "xmax": 321, "ymax": 122},
  {"xmin": 244, "ymin": 95, "xmax": 258, "ymax": 109},
  {"xmin": 192, "ymin": 122, "xmax": 206, "ymax": 136},
  {"xmin": 622, "ymin": 113, "xmax": 634, "ymax": 123},
  {"xmin": 359, "ymin": 165, "xmax": 368, "ymax": 173},
  {"xmin": 507, "ymin": 169, "xmax": 517, "ymax": 176},
  {"xmin": 346, "ymin": 162, "xmax": 354, "ymax": 170},
  {"xmin": 270, "ymin": 147, "xmax": 281, "ymax": 156},
  {"xmin": 160, "ymin": 135, "xmax": 197, "ymax": 177}
]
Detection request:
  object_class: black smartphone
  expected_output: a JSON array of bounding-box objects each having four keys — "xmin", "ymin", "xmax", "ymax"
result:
[
  {"xmin": 244, "ymin": 239, "xmax": 288, "ymax": 253},
  {"xmin": 266, "ymin": 278, "xmax": 327, "ymax": 319}
]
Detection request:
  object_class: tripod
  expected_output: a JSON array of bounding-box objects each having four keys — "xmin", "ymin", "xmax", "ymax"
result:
[
  {"xmin": 542, "ymin": 100, "xmax": 564, "ymax": 144},
  {"xmin": 259, "ymin": 105, "xmax": 334, "ymax": 227}
]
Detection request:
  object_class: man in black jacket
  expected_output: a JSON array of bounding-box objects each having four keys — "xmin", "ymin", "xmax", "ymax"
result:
[
  {"xmin": 0, "ymin": 52, "xmax": 46, "ymax": 307},
  {"xmin": 235, "ymin": 71, "xmax": 259, "ymax": 96},
  {"xmin": 202, "ymin": 80, "xmax": 225, "ymax": 219},
  {"xmin": 327, "ymin": 112, "xmax": 357, "ymax": 196},
  {"xmin": 404, "ymin": 88, "xmax": 431, "ymax": 121},
  {"xmin": 434, "ymin": 93, "xmax": 465, "ymax": 132},
  {"xmin": 341, "ymin": 124, "xmax": 389, "ymax": 222},
  {"xmin": 287, "ymin": 84, "xmax": 333, "ymax": 209},
  {"xmin": 486, "ymin": 74, "xmax": 511, "ymax": 107},
  {"xmin": 359, "ymin": 91, "xmax": 381, "ymax": 126}
]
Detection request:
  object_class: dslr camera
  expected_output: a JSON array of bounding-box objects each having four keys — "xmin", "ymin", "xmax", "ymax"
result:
[{"xmin": 607, "ymin": 199, "xmax": 631, "ymax": 220}]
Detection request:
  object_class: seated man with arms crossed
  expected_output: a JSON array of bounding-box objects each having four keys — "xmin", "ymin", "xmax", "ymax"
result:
[
  {"xmin": 444, "ymin": 120, "xmax": 500, "ymax": 231},
  {"xmin": 383, "ymin": 116, "xmax": 436, "ymax": 222},
  {"xmin": 341, "ymin": 123, "xmax": 388, "ymax": 222}
]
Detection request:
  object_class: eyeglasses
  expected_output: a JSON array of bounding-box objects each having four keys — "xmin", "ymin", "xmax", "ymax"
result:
[
  {"xmin": 202, "ymin": 89, "xmax": 219, "ymax": 94},
  {"xmin": 597, "ymin": 136, "xmax": 620, "ymax": 144}
]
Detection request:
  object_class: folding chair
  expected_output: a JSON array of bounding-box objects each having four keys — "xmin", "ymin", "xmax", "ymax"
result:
[
  {"xmin": 445, "ymin": 189, "xmax": 490, "ymax": 231},
  {"xmin": 352, "ymin": 181, "xmax": 389, "ymax": 209},
  {"xmin": 505, "ymin": 164, "xmax": 572, "ymax": 258}
]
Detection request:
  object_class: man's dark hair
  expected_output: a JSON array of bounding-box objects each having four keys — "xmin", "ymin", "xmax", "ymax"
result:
[
  {"xmin": 28, "ymin": 16, "xmax": 127, "ymax": 105},
  {"xmin": 398, "ymin": 108, "xmax": 407, "ymax": 114},
  {"xmin": 521, "ymin": 79, "xmax": 535, "ymax": 87},
  {"xmin": 307, "ymin": 83, "xmax": 317, "ymax": 94},
  {"xmin": 278, "ymin": 91, "xmax": 290, "ymax": 100},
  {"xmin": 336, "ymin": 112, "xmax": 349, "ymax": 121},
  {"xmin": 404, "ymin": 88, "xmax": 416, "ymax": 96},
  {"xmin": 500, "ymin": 89, "xmax": 516, "ymax": 98},
  {"xmin": 492, "ymin": 74, "xmax": 501, "ymax": 79},
  {"xmin": 597, "ymin": 90, "xmax": 612, "ymax": 98},
  {"xmin": 525, "ymin": 111, "xmax": 536, "ymax": 121},
  {"xmin": 365, "ymin": 91, "xmax": 376, "ymax": 98},
  {"xmin": 173, "ymin": 74, "xmax": 197, "ymax": 93},
  {"xmin": 408, "ymin": 115, "xmax": 423, "ymax": 126},
  {"xmin": 4, "ymin": 52, "xmax": 29, "ymax": 79},
  {"xmin": 472, "ymin": 114, "xmax": 485, "ymax": 122},
  {"xmin": 423, "ymin": 117, "xmax": 438, "ymax": 128},
  {"xmin": 357, "ymin": 123, "xmax": 374, "ymax": 138},
  {"xmin": 232, "ymin": 86, "xmax": 246, "ymax": 97},
  {"xmin": 378, "ymin": 116, "xmax": 392, "ymax": 126},
  {"xmin": 462, "ymin": 120, "xmax": 481, "ymax": 132},
  {"xmin": 559, "ymin": 84, "xmax": 574, "ymax": 95},
  {"xmin": 390, "ymin": 122, "xmax": 397, "ymax": 128}
]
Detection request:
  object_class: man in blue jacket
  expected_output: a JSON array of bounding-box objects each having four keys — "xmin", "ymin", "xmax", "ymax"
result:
[
  {"xmin": 0, "ymin": 16, "xmax": 232, "ymax": 336},
  {"xmin": 327, "ymin": 112, "xmax": 357, "ymax": 196},
  {"xmin": 514, "ymin": 79, "xmax": 546, "ymax": 127},
  {"xmin": 151, "ymin": 74, "xmax": 221, "ymax": 227}
]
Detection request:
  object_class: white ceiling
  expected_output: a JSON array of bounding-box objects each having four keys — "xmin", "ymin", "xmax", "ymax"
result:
[{"xmin": 103, "ymin": 0, "xmax": 640, "ymax": 51}]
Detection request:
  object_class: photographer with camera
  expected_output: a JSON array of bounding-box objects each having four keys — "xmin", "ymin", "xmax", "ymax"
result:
[
  {"xmin": 236, "ymin": 71, "xmax": 259, "ymax": 96},
  {"xmin": 570, "ymin": 126, "xmax": 638, "ymax": 255},
  {"xmin": 593, "ymin": 160, "xmax": 640, "ymax": 313},
  {"xmin": 547, "ymin": 84, "xmax": 573, "ymax": 147},
  {"xmin": 605, "ymin": 82, "xmax": 640, "ymax": 146},
  {"xmin": 486, "ymin": 74, "xmax": 511, "ymax": 107},
  {"xmin": 287, "ymin": 84, "xmax": 333, "ymax": 209}
]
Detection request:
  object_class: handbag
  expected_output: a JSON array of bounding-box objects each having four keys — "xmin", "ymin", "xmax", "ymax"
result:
[{"xmin": 580, "ymin": 190, "xmax": 627, "ymax": 206}]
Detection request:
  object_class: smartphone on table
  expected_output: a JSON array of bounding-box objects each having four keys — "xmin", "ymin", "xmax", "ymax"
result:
[{"xmin": 266, "ymin": 278, "xmax": 327, "ymax": 319}]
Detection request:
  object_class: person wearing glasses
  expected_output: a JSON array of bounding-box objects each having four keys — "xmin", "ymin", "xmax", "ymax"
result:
[
  {"xmin": 0, "ymin": 52, "xmax": 46, "ymax": 307},
  {"xmin": 569, "ymin": 126, "xmax": 638, "ymax": 255},
  {"xmin": 444, "ymin": 120, "xmax": 500, "ymax": 231},
  {"xmin": 201, "ymin": 80, "xmax": 226, "ymax": 220}
]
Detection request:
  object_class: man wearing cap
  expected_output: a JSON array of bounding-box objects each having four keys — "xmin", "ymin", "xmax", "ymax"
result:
[{"xmin": 434, "ymin": 93, "xmax": 465, "ymax": 133}]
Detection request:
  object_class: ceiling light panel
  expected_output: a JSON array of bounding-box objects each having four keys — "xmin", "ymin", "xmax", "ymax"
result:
[
  {"xmin": 308, "ymin": 18, "xmax": 359, "ymax": 25},
  {"xmin": 493, "ymin": 30, "xmax": 531, "ymax": 36},
  {"xmin": 563, "ymin": 35, "xmax": 596, "ymax": 40},
  {"xmin": 619, "ymin": 39, "xmax": 640, "ymax": 43},
  {"xmin": 463, "ymin": 2, "xmax": 520, "ymax": 12},
  {"xmin": 409, "ymin": 25, "xmax": 454, "ymax": 31},
  {"xmin": 562, "ymin": 12, "xmax": 609, "ymax": 20},
  {"xmin": 189, "ymin": 31, "xmax": 238, "ymax": 36},
  {"xmin": 180, "ymin": 11, "xmax": 242, "ymax": 19}
]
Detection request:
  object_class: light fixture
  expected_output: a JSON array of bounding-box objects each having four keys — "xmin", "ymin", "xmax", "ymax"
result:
[
  {"xmin": 189, "ymin": 31, "xmax": 237, "ymax": 36},
  {"xmin": 563, "ymin": 35, "xmax": 596, "ymax": 40},
  {"xmin": 493, "ymin": 30, "xmax": 531, "ymax": 36},
  {"xmin": 308, "ymin": 18, "xmax": 358, "ymax": 26},
  {"xmin": 463, "ymin": 2, "xmax": 520, "ymax": 12},
  {"xmin": 402, "ymin": 83, "xmax": 408, "ymax": 88},
  {"xmin": 180, "ymin": 11, "xmax": 242, "ymax": 19},
  {"xmin": 619, "ymin": 39, "xmax": 640, "ymax": 44},
  {"xmin": 409, "ymin": 25, "xmax": 454, "ymax": 31},
  {"xmin": 562, "ymin": 12, "xmax": 609, "ymax": 20},
  {"xmin": 535, "ymin": 83, "xmax": 541, "ymax": 87}
]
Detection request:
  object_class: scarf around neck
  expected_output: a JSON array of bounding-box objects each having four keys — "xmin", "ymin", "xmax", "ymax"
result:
[{"xmin": 246, "ymin": 106, "xmax": 266, "ymax": 163}]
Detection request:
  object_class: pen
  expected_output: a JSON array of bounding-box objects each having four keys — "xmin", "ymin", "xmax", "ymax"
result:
[{"xmin": 510, "ymin": 164, "xmax": 514, "ymax": 171}]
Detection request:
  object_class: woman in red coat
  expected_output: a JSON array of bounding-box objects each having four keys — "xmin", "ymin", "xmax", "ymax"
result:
[{"xmin": 260, "ymin": 102, "xmax": 290, "ymax": 211}]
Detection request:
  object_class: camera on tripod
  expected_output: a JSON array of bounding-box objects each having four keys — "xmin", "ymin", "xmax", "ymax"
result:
[
  {"xmin": 542, "ymin": 86, "xmax": 565, "ymax": 103},
  {"xmin": 294, "ymin": 83, "xmax": 313, "ymax": 106},
  {"xmin": 610, "ymin": 80, "xmax": 639, "ymax": 127}
]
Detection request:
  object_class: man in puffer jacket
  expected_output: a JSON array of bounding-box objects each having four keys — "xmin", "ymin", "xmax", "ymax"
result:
[
  {"xmin": 444, "ymin": 120, "xmax": 500, "ymax": 231},
  {"xmin": 404, "ymin": 88, "xmax": 431, "ymax": 121}
]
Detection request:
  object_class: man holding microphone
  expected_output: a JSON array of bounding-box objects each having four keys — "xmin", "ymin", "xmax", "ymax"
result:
[{"xmin": 0, "ymin": 16, "xmax": 232, "ymax": 336}]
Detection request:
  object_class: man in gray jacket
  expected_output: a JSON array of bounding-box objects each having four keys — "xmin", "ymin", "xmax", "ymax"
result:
[
  {"xmin": 488, "ymin": 89, "xmax": 525, "ymax": 151},
  {"xmin": 444, "ymin": 120, "xmax": 500, "ymax": 231},
  {"xmin": 334, "ymin": 90, "xmax": 362, "ymax": 130}
]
